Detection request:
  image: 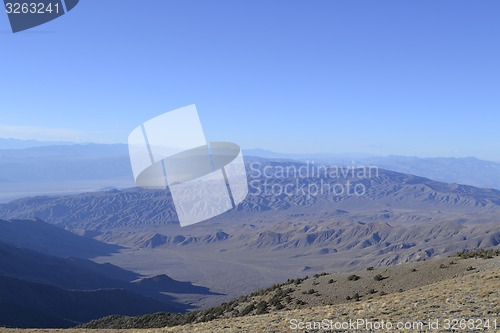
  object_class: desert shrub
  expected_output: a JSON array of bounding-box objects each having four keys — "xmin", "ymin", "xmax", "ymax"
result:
[
  {"xmin": 366, "ymin": 266, "xmax": 375, "ymax": 271},
  {"xmin": 275, "ymin": 302, "xmax": 285, "ymax": 310},
  {"xmin": 368, "ymin": 288, "xmax": 377, "ymax": 294},
  {"xmin": 348, "ymin": 274, "xmax": 360, "ymax": 281},
  {"xmin": 293, "ymin": 277, "xmax": 309, "ymax": 285},
  {"xmin": 240, "ymin": 303, "xmax": 255, "ymax": 316},
  {"xmin": 314, "ymin": 272, "xmax": 328, "ymax": 278},
  {"xmin": 255, "ymin": 301, "xmax": 268, "ymax": 314},
  {"xmin": 269, "ymin": 288, "xmax": 290, "ymax": 307},
  {"xmin": 296, "ymin": 299, "xmax": 307, "ymax": 305},
  {"xmin": 328, "ymin": 279, "xmax": 335, "ymax": 284},
  {"xmin": 456, "ymin": 248, "xmax": 500, "ymax": 259},
  {"xmin": 374, "ymin": 274, "xmax": 385, "ymax": 281}
]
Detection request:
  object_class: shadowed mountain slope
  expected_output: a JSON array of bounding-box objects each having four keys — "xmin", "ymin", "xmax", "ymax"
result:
[
  {"xmin": 0, "ymin": 274, "xmax": 175, "ymax": 328},
  {"xmin": 0, "ymin": 240, "xmax": 223, "ymax": 328},
  {"xmin": 0, "ymin": 218, "xmax": 121, "ymax": 258}
]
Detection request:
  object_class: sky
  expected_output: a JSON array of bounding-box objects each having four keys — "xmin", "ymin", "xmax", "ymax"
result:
[{"xmin": 1, "ymin": 0, "xmax": 499, "ymax": 161}]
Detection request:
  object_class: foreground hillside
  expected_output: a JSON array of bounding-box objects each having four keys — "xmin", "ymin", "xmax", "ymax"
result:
[
  {"xmin": 2, "ymin": 250, "xmax": 499, "ymax": 332},
  {"xmin": 80, "ymin": 249, "xmax": 500, "ymax": 329},
  {"xmin": 162, "ymin": 260, "xmax": 500, "ymax": 333}
]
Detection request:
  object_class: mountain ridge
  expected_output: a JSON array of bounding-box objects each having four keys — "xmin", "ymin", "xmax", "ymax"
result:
[
  {"xmin": 0, "ymin": 144, "xmax": 499, "ymax": 203},
  {"xmin": 0, "ymin": 164, "xmax": 498, "ymax": 231}
]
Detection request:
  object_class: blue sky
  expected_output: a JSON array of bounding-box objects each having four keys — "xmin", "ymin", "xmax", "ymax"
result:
[{"xmin": 1, "ymin": 0, "xmax": 499, "ymax": 161}]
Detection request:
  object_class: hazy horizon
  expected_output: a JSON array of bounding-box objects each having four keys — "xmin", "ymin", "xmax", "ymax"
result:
[
  {"xmin": 2, "ymin": 0, "xmax": 500, "ymax": 161},
  {"xmin": 1, "ymin": 137, "xmax": 500, "ymax": 163}
]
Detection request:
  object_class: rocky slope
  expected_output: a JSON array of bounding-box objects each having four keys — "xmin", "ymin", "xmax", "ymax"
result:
[{"xmin": 80, "ymin": 249, "xmax": 500, "ymax": 330}]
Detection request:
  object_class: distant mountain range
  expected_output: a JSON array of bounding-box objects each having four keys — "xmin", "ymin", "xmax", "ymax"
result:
[
  {"xmin": 244, "ymin": 149, "xmax": 500, "ymax": 190},
  {"xmin": 0, "ymin": 138, "xmax": 77, "ymax": 149},
  {"xmin": 1, "ymin": 160, "xmax": 498, "ymax": 230},
  {"xmin": 0, "ymin": 143, "xmax": 134, "ymax": 202},
  {"xmin": 0, "ymin": 142, "xmax": 499, "ymax": 204}
]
